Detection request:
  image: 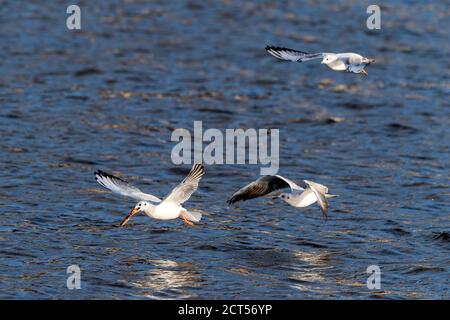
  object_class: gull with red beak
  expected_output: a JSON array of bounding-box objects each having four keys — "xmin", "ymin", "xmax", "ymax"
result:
[{"xmin": 94, "ymin": 164, "xmax": 205, "ymax": 227}]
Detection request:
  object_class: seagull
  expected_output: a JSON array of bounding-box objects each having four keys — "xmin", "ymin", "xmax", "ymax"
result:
[
  {"xmin": 266, "ymin": 46, "xmax": 375, "ymax": 75},
  {"xmin": 227, "ymin": 175, "xmax": 337, "ymax": 220},
  {"xmin": 94, "ymin": 164, "xmax": 205, "ymax": 227}
]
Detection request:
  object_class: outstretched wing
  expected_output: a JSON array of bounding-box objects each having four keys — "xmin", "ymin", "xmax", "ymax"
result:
[
  {"xmin": 164, "ymin": 164, "xmax": 205, "ymax": 205},
  {"xmin": 266, "ymin": 46, "xmax": 323, "ymax": 62},
  {"xmin": 303, "ymin": 180, "xmax": 328, "ymax": 194},
  {"xmin": 228, "ymin": 175, "xmax": 303, "ymax": 204},
  {"xmin": 95, "ymin": 170, "xmax": 161, "ymax": 202},
  {"xmin": 304, "ymin": 180, "xmax": 329, "ymax": 220}
]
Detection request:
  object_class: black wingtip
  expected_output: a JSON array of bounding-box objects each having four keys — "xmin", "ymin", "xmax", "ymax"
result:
[
  {"xmin": 227, "ymin": 193, "xmax": 248, "ymax": 205},
  {"xmin": 94, "ymin": 169, "xmax": 127, "ymax": 183},
  {"xmin": 227, "ymin": 198, "xmax": 240, "ymax": 207},
  {"xmin": 94, "ymin": 169, "xmax": 107, "ymax": 178},
  {"xmin": 190, "ymin": 163, "xmax": 205, "ymax": 178},
  {"xmin": 266, "ymin": 45, "xmax": 283, "ymax": 52},
  {"xmin": 265, "ymin": 46, "xmax": 310, "ymax": 55},
  {"xmin": 227, "ymin": 189, "xmax": 243, "ymax": 205}
]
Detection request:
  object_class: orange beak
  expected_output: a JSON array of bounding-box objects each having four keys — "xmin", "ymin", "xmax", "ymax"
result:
[{"xmin": 119, "ymin": 207, "xmax": 140, "ymax": 227}]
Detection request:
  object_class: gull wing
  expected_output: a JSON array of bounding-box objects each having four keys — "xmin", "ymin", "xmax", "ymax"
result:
[
  {"xmin": 95, "ymin": 170, "xmax": 161, "ymax": 203},
  {"xmin": 266, "ymin": 46, "xmax": 323, "ymax": 62},
  {"xmin": 304, "ymin": 180, "xmax": 329, "ymax": 220},
  {"xmin": 164, "ymin": 164, "xmax": 205, "ymax": 205},
  {"xmin": 303, "ymin": 180, "xmax": 328, "ymax": 194},
  {"xmin": 227, "ymin": 175, "xmax": 304, "ymax": 204},
  {"xmin": 274, "ymin": 175, "xmax": 303, "ymax": 192},
  {"xmin": 336, "ymin": 52, "xmax": 364, "ymax": 64}
]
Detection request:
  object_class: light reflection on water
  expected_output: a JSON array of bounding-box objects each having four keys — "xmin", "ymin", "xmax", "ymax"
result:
[{"xmin": 131, "ymin": 260, "xmax": 203, "ymax": 299}]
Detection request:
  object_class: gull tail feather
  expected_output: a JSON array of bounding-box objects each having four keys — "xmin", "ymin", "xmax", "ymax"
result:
[
  {"xmin": 325, "ymin": 194, "xmax": 338, "ymax": 198},
  {"xmin": 183, "ymin": 210, "xmax": 202, "ymax": 223}
]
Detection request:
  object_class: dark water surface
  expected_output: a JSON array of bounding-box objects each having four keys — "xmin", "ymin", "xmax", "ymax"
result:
[{"xmin": 0, "ymin": 1, "xmax": 449, "ymax": 299}]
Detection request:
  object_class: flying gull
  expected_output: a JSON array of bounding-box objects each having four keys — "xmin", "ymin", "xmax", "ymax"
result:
[
  {"xmin": 95, "ymin": 164, "xmax": 205, "ymax": 226},
  {"xmin": 266, "ymin": 46, "xmax": 375, "ymax": 75},
  {"xmin": 227, "ymin": 175, "xmax": 337, "ymax": 220}
]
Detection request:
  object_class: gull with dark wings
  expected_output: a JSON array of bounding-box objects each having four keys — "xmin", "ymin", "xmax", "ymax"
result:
[
  {"xmin": 95, "ymin": 164, "xmax": 205, "ymax": 226},
  {"xmin": 266, "ymin": 46, "xmax": 375, "ymax": 75},
  {"xmin": 227, "ymin": 175, "xmax": 337, "ymax": 220}
]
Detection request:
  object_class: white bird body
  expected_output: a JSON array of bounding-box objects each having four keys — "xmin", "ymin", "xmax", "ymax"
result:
[
  {"xmin": 266, "ymin": 46, "xmax": 375, "ymax": 75},
  {"xmin": 285, "ymin": 189, "xmax": 318, "ymax": 207},
  {"xmin": 149, "ymin": 201, "xmax": 183, "ymax": 220},
  {"xmin": 95, "ymin": 164, "xmax": 205, "ymax": 226},
  {"xmin": 325, "ymin": 58, "xmax": 347, "ymax": 71},
  {"xmin": 139, "ymin": 201, "xmax": 202, "ymax": 223}
]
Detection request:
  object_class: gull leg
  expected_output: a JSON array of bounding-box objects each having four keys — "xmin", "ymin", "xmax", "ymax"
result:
[
  {"xmin": 180, "ymin": 214, "xmax": 194, "ymax": 226},
  {"xmin": 361, "ymin": 69, "xmax": 368, "ymax": 76}
]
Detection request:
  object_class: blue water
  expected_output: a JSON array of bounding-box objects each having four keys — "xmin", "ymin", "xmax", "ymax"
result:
[{"xmin": 0, "ymin": 1, "xmax": 448, "ymax": 299}]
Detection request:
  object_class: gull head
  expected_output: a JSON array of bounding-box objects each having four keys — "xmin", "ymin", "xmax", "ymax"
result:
[
  {"xmin": 119, "ymin": 201, "xmax": 151, "ymax": 227},
  {"xmin": 321, "ymin": 54, "xmax": 337, "ymax": 64},
  {"xmin": 278, "ymin": 193, "xmax": 292, "ymax": 202}
]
